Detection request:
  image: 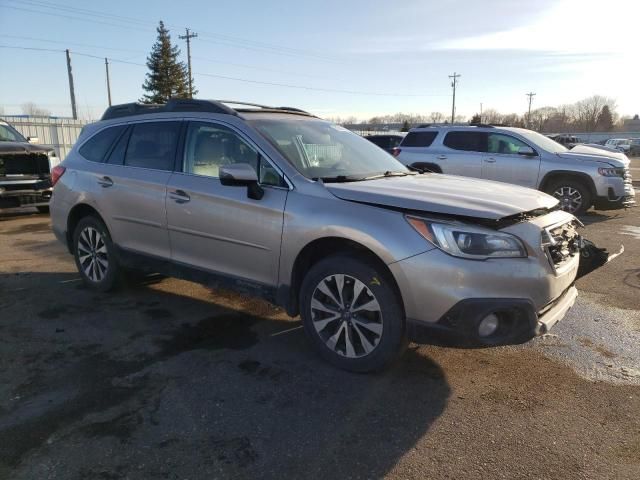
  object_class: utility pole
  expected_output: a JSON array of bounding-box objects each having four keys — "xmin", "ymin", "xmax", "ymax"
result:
[
  {"xmin": 105, "ymin": 57, "xmax": 112, "ymax": 106},
  {"xmin": 65, "ymin": 49, "xmax": 77, "ymax": 120},
  {"xmin": 449, "ymin": 72, "xmax": 461, "ymax": 123},
  {"xmin": 526, "ymin": 92, "xmax": 536, "ymax": 127},
  {"xmin": 480, "ymin": 102, "xmax": 483, "ymax": 123},
  {"xmin": 179, "ymin": 28, "xmax": 198, "ymax": 98}
]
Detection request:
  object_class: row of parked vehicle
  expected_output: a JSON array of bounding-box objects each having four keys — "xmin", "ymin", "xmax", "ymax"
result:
[
  {"xmin": 1, "ymin": 101, "xmax": 632, "ymax": 371},
  {"xmin": 366, "ymin": 126, "xmax": 635, "ymax": 215}
]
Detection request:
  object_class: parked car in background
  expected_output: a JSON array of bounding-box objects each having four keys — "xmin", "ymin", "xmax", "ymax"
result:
[
  {"xmin": 547, "ymin": 134, "xmax": 583, "ymax": 149},
  {"xmin": 605, "ymin": 138, "xmax": 631, "ymax": 153},
  {"xmin": 395, "ymin": 124, "xmax": 635, "ymax": 215},
  {"xmin": 51, "ymin": 99, "xmax": 585, "ymax": 372},
  {"xmin": 0, "ymin": 120, "xmax": 59, "ymax": 212},
  {"xmin": 629, "ymin": 138, "xmax": 640, "ymax": 156},
  {"xmin": 364, "ymin": 134, "xmax": 405, "ymax": 154}
]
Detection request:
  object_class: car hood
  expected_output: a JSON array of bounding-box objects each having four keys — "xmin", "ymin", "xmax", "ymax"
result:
[
  {"xmin": 0, "ymin": 141, "xmax": 52, "ymax": 155},
  {"xmin": 325, "ymin": 174, "xmax": 558, "ymax": 220},
  {"xmin": 559, "ymin": 145, "xmax": 629, "ymax": 167}
]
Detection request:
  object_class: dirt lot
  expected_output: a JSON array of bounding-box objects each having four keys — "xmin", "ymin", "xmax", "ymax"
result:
[{"xmin": 0, "ymin": 203, "xmax": 639, "ymax": 480}]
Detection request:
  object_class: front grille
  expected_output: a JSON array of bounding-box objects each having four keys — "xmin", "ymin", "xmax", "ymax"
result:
[
  {"xmin": 623, "ymin": 168, "xmax": 632, "ymax": 185},
  {"xmin": 542, "ymin": 220, "xmax": 581, "ymax": 269}
]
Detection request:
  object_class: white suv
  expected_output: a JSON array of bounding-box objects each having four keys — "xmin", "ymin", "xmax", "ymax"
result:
[{"xmin": 394, "ymin": 125, "xmax": 635, "ymax": 215}]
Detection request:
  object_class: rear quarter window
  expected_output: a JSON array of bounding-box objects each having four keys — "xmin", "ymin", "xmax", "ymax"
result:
[
  {"xmin": 401, "ymin": 131, "xmax": 437, "ymax": 147},
  {"xmin": 79, "ymin": 126, "xmax": 127, "ymax": 162}
]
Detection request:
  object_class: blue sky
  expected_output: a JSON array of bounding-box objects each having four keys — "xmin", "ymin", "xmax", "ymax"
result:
[{"xmin": 0, "ymin": 0, "xmax": 637, "ymax": 120}]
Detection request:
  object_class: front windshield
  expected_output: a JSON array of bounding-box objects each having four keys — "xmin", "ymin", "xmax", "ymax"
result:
[
  {"xmin": 250, "ymin": 118, "xmax": 410, "ymax": 181},
  {"xmin": 0, "ymin": 124, "xmax": 27, "ymax": 142},
  {"xmin": 517, "ymin": 129, "xmax": 568, "ymax": 153}
]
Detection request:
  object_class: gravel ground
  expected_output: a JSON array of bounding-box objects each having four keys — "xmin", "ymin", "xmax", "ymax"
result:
[{"xmin": 0, "ymin": 203, "xmax": 639, "ymax": 480}]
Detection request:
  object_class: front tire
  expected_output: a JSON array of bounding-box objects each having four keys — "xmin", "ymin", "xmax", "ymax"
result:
[
  {"xmin": 299, "ymin": 255, "xmax": 407, "ymax": 372},
  {"xmin": 546, "ymin": 179, "xmax": 592, "ymax": 215},
  {"xmin": 72, "ymin": 216, "xmax": 120, "ymax": 292}
]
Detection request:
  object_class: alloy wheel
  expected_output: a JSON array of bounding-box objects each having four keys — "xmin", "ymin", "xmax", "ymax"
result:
[
  {"xmin": 77, "ymin": 226, "xmax": 109, "ymax": 282},
  {"xmin": 310, "ymin": 274, "xmax": 383, "ymax": 358},
  {"xmin": 552, "ymin": 186, "xmax": 583, "ymax": 214}
]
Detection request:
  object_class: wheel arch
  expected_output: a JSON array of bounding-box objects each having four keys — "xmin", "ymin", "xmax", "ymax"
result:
[
  {"xmin": 281, "ymin": 236, "xmax": 405, "ymax": 318},
  {"xmin": 539, "ymin": 170, "xmax": 597, "ymax": 197},
  {"xmin": 66, "ymin": 203, "xmax": 107, "ymax": 253}
]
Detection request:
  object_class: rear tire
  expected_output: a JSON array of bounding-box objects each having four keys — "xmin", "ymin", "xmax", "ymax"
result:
[
  {"xmin": 72, "ymin": 216, "xmax": 120, "ymax": 292},
  {"xmin": 545, "ymin": 179, "xmax": 592, "ymax": 215},
  {"xmin": 299, "ymin": 255, "xmax": 407, "ymax": 372}
]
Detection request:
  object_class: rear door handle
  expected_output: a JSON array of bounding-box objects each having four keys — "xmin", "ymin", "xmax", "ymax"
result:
[
  {"xmin": 437, "ymin": 155, "xmax": 447, "ymax": 160},
  {"xmin": 97, "ymin": 176, "xmax": 114, "ymax": 187},
  {"xmin": 484, "ymin": 158, "xmax": 496, "ymax": 163},
  {"xmin": 169, "ymin": 189, "xmax": 190, "ymax": 204}
]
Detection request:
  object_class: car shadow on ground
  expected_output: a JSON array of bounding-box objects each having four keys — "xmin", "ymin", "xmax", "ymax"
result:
[
  {"xmin": 578, "ymin": 210, "xmax": 623, "ymax": 226},
  {"xmin": 0, "ymin": 272, "xmax": 451, "ymax": 480}
]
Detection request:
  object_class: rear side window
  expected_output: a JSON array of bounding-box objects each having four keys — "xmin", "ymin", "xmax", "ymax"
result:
[
  {"xmin": 79, "ymin": 125, "xmax": 126, "ymax": 162},
  {"xmin": 124, "ymin": 122, "xmax": 181, "ymax": 171},
  {"xmin": 443, "ymin": 131, "xmax": 487, "ymax": 152},
  {"xmin": 401, "ymin": 131, "xmax": 437, "ymax": 147}
]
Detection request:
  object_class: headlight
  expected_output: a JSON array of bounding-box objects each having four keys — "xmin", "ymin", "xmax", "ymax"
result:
[
  {"xmin": 406, "ymin": 216, "xmax": 527, "ymax": 259},
  {"xmin": 598, "ymin": 167, "xmax": 623, "ymax": 177}
]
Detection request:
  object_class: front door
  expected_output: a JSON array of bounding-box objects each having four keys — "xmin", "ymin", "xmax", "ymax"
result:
[
  {"xmin": 482, "ymin": 132, "xmax": 541, "ymax": 188},
  {"xmin": 165, "ymin": 121, "xmax": 288, "ymax": 286}
]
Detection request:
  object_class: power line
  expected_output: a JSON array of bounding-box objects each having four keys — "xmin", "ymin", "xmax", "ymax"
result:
[
  {"xmin": 0, "ymin": 0, "xmax": 341, "ymax": 63},
  {"xmin": 526, "ymin": 92, "xmax": 536, "ymax": 127},
  {"xmin": 449, "ymin": 72, "xmax": 461, "ymax": 123},
  {"xmin": 179, "ymin": 28, "xmax": 198, "ymax": 98},
  {"xmin": 0, "ymin": 44, "xmax": 450, "ymax": 98}
]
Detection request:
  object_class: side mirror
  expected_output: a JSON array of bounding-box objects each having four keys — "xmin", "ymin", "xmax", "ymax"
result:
[
  {"xmin": 219, "ymin": 163, "xmax": 264, "ymax": 200},
  {"xmin": 517, "ymin": 146, "xmax": 536, "ymax": 156},
  {"xmin": 27, "ymin": 136, "xmax": 39, "ymax": 144}
]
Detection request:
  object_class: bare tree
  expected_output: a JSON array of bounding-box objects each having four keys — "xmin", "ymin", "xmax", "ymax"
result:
[
  {"xmin": 430, "ymin": 112, "xmax": 444, "ymax": 123},
  {"xmin": 575, "ymin": 95, "xmax": 616, "ymax": 132},
  {"xmin": 21, "ymin": 102, "xmax": 51, "ymax": 117},
  {"xmin": 482, "ymin": 109, "xmax": 503, "ymax": 125}
]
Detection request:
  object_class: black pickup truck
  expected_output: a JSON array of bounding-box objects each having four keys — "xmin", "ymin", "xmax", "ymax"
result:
[{"xmin": 0, "ymin": 120, "xmax": 58, "ymax": 212}]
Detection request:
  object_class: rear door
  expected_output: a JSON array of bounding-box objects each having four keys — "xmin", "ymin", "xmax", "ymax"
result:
[
  {"xmin": 165, "ymin": 120, "xmax": 288, "ymax": 286},
  {"xmin": 482, "ymin": 132, "xmax": 541, "ymax": 188},
  {"xmin": 92, "ymin": 120, "xmax": 180, "ymax": 258},
  {"xmin": 440, "ymin": 131, "xmax": 487, "ymax": 177}
]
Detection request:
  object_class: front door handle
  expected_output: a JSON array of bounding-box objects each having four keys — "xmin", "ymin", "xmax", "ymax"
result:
[
  {"xmin": 97, "ymin": 176, "xmax": 114, "ymax": 187},
  {"xmin": 484, "ymin": 158, "xmax": 496, "ymax": 163},
  {"xmin": 169, "ymin": 189, "xmax": 190, "ymax": 204},
  {"xmin": 437, "ymin": 155, "xmax": 447, "ymax": 160}
]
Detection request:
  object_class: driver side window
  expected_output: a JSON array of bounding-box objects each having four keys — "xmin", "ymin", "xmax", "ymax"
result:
[
  {"xmin": 184, "ymin": 122, "xmax": 285, "ymax": 186},
  {"xmin": 487, "ymin": 133, "xmax": 530, "ymax": 155}
]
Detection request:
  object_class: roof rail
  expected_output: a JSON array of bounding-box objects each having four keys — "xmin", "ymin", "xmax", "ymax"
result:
[
  {"xmin": 217, "ymin": 100, "xmax": 313, "ymax": 116},
  {"xmin": 101, "ymin": 99, "xmax": 314, "ymax": 121},
  {"xmin": 415, "ymin": 123, "xmax": 495, "ymax": 129},
  {"xmin": 101, "ymin": 99, "xmax": 236, "ymax": 121}
]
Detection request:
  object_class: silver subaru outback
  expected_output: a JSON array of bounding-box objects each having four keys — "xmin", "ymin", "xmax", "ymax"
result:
[{"xmin": 50, "ymin": 100, "xmax": 583, "ymax": 372}]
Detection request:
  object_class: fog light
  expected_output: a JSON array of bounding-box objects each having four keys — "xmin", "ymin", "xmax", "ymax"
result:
[{"xmin": 478, "ymin": 313, "xmax": 499, "ymax": 337}]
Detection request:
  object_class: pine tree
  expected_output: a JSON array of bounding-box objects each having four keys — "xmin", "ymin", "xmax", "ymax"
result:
[
  {"xmin": 400, "ymin": 120, "xmax": 410, "ymax": 132},
  {"xmin": 596, "ymin": 105, "xmax": 614, "ymax": 131},
  {"xmin": 141, "ymin": 21, "xmax": 192, "ymax": 104},
  {"xmin": 470, "ymin": 114, "xmax": 481, "ymax": 124}
]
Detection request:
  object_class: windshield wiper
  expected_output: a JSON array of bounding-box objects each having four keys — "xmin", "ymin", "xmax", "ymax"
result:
[
  {"xmin": 361, "ymin": 171, "xmax": 413, "ymax": 181},
  {"xmin": 315, "ymin": 175, "xmax": 366, "ymax": 183}
]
